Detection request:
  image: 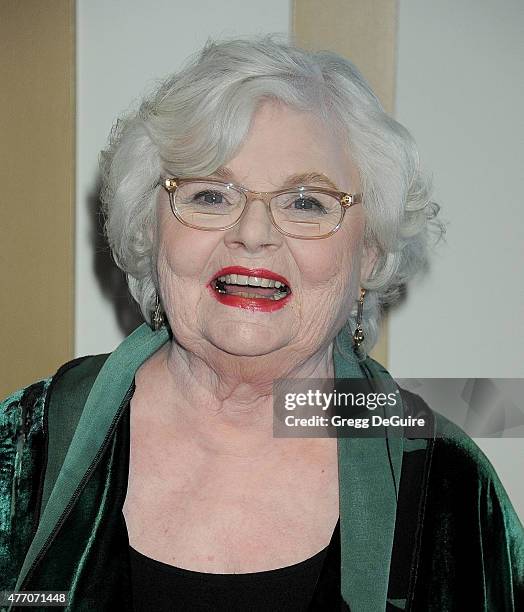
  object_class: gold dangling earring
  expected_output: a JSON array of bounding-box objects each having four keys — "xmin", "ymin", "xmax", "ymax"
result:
[
  {"xmin": 152, "ymin": 293, "xmax": 165, "ymax": 331},
  {"xmin": 353, "ymin": 288, "xmax": 366, "ymax": 349}
]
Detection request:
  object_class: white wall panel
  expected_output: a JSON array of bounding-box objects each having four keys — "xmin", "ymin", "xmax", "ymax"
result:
[{"xmin": 393, "ymin": 0, "xmax": 524, "ymax": 520}]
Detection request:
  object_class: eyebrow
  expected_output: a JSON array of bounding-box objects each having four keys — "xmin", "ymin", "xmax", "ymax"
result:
[{"xmin": 209, "ymin": 167, "xmax": 341, "ymax": 191}]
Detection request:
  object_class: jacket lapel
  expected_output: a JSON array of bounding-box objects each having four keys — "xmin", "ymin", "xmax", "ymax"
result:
[{"xmin": 334, "ymin": 332, "xmax": 404, "ymax": 612}]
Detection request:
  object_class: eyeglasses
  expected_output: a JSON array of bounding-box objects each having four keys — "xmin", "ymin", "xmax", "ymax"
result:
[{"xmin": 160, "ymin": 177, "xmax": 362, "ymax": 240}]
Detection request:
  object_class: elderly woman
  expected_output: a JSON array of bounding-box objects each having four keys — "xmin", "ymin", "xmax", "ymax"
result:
[{"xmin": 2, "ymin": 37, "xmax": 523, "ymax": 612}]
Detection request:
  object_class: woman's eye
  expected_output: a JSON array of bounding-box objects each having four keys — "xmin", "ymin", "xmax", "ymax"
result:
[
  {"xmin": 193, "ymin": 190, "xmax": 225, "ymax": 204},
  {"xmin": 292, "ymin": 197, "xmax": 325, "ymax": 212}
]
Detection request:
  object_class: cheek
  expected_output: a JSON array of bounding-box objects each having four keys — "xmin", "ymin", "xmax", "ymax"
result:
[
  {"xmin": 156, "ymin": 219, "xmax": 205, "ymax": 277},
  {"xmin": 294, "ymin": 225, "xmax": 363, "ymax": 293},
  {"xmin": 155, "ymin": 223, "xmax": 214, "ymax": 306}
]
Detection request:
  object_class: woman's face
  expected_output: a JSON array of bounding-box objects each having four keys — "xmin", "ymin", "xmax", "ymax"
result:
[{"xmin": 156, "ymin": 101, "xmax": 372, "ymax": 362}]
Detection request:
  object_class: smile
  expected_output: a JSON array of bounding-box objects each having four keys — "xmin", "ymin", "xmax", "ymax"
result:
[{"xmin": 208, "ymin": 266, "xmax": 292, "ymax": 312}]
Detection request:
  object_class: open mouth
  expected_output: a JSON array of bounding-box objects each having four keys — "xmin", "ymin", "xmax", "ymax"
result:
[
  {"xmin": 210, "ymin": 267, "xmax": 291, "ymax": 310},
  {"xmin": 212, "ymin": 273, "xmax": 291, "ymax": 301}
]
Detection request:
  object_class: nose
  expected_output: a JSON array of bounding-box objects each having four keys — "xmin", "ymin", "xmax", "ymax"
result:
[{"xmin": 223, "ymin": 196, "xmax": 283, "ymax": 253}]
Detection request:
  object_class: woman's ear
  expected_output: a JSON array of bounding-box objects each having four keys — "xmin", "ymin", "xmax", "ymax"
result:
[{"xmin": 360, "ymin": 244, "xmax": 380, "ymax": 284}]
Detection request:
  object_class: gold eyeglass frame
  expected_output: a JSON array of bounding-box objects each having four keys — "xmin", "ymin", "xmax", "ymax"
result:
[{"xmin": 160, "ymin": 177, "xmax": 363, "ymax": 240}]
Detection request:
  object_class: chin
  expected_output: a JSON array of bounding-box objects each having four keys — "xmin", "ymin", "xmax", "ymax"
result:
[{"xmin": 205, "ymin": 324, "xmax": 289, "ymax": 357}]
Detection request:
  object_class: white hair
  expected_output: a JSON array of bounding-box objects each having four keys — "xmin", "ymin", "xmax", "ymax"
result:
[{"xmin": 100, "ymin": 35, "xmax": 444, "ymax": 358}]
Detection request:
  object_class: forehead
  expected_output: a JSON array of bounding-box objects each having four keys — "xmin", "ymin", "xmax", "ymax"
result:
[{"xmin": 222, "ymin": 101, "xmax": 358, "ymax": 191}]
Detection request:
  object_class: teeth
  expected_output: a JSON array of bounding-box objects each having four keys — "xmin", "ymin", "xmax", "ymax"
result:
[
  {"xmin": 231, "ymin": 291, "xmax": 288, "ymax": 300},
  {"xmin": 236, "ymin": 292, "xmax": 264, "ymax": 299},
  {"xmin": 220, "ymin": 274, "xmax": 286, "ymax": 289},
  {"xmin": 218, "ymin": 274, "xmax": 284, "ymax": 289}
]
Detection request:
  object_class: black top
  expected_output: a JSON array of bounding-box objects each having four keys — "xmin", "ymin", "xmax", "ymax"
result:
[{"xmin": 129, "ymin": 518, "xmax": 345, "ymax": 611}]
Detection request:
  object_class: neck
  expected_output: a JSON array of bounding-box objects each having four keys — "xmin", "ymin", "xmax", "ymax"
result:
[{"xmin": 135, "ymin": 338, "xmax": 336, "ymax": 457}]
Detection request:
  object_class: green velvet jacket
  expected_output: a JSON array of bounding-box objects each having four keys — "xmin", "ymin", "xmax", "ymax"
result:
[{"xmin": 1, "ymin": 324, "xmax": 523, "ymax": 611}]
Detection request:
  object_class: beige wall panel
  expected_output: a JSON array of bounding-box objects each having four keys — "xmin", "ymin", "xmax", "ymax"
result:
[
  {"xmin": 0, "ymin": 0, "xmax": 75, "ymax": 398},
  {"xmin": 293, "ymin": 0, "xmax": 398, "ymax": 365}
]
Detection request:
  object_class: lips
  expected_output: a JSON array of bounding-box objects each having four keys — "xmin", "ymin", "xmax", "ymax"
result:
[{"xmin": 208, "ymin": 266, "xmax": 292, "ymax": 312}]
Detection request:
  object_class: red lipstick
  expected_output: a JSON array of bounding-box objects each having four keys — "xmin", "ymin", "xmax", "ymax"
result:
[{"xmin": 207, "ymin": 266, "xmax": 292, "ymax": 312}]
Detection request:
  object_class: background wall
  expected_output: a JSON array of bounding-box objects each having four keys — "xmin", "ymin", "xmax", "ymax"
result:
[
  {"xmin": 391, "ymin": 0, "xmax": 524, "ymax": 518},
  {"xmin": 1, "ymin": 0, "xmax": 74, "ymax": 398}
]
